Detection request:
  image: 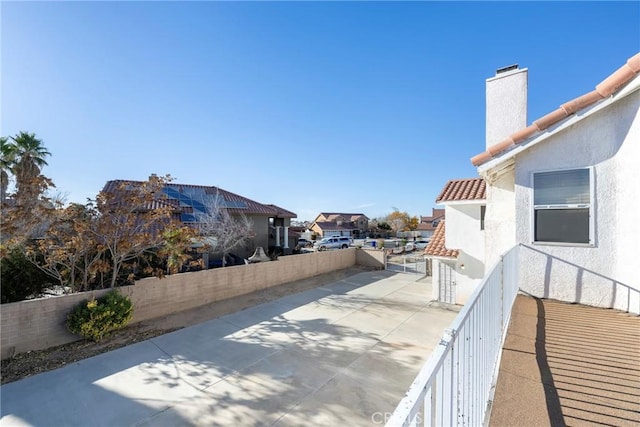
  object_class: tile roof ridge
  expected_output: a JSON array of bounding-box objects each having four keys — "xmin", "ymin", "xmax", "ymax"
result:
[
  {"xmin": 471, "ymin": 52, "xmax": 640, "ymax": 167},
  {"xmin": 445, "ymin": 177, "xmax": 484, "ymax": 183}
]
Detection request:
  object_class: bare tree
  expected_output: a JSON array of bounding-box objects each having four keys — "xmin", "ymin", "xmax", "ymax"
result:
[
  {"xmin": 24, "ymin": 203, "xmax": 104, "ymax": 292},
  {"xmin": 196, "ymin": 191, "xmax": 253, "ymax": 266},
  {"xmin": 387, "ymin": 210, "xmax": 410, "ymax": 235},
  {"xmin": 92, "ymin": 175, "xmax": 180, "ymax": 287}
]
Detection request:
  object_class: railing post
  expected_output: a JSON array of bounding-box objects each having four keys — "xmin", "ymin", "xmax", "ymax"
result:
[
  {"xmin": 386, "ymin": 245, "xmax": 520, "ymax": 427},
  {"xmin": 499, "ymin": 255, "xmax": 504, "ymax": 334}
]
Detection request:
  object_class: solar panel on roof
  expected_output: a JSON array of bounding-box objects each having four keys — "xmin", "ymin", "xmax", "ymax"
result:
[
  {"xmin": 181, "ymin": 213, "xmax": 197, "ymax": 222},
  {"xmin": 191, "ymin": 200, "xmax": 207, "ymax": 213},
  {"xmin": 222, "ymin": 200, "xmax": 247, "ymax": 209},
  {"xmin": 163, "ymin": 185, "xmax": 247, "ymax": 216}
]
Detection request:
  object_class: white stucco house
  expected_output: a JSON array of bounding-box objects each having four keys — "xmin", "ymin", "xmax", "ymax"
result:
[
  {"xmin": 425, "ymin": 53, "xmax": 640, "ymax": 314},
  {"xmin": 469, "ymin": 53, "xmax": 640, "ymax": 314},
  {"xmin": 425, "ymin": 179, "xmax": 486, "ymax": 305}
]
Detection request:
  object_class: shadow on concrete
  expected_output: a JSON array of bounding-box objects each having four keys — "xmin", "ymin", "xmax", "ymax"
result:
[{"xmin": 1, "ymin": 270, "xmax": 444, "ymax": 427}]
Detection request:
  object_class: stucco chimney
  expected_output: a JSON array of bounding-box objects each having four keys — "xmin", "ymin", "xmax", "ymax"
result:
[{"xmin": 485, "ymin": 64, "xmax": 528, "ymax": 149}]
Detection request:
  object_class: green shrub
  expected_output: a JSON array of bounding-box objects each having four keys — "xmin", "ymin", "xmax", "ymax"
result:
[
  {"xmin": 1, "ymin": 244, "xmax": 53, "ymax": 304},
  {"xmin": 66, "ymin": 290, "xmax": 133, "ymax": 342}
]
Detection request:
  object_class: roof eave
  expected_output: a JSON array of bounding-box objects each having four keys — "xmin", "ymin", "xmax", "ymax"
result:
[
  {"xmin": 477, "ymin": 75, "xmax": 640, "ymax": 175},
  {"xmin": 424, "ymin": 254, "xmax": 459, "ymax": 261},
  {"xmin": 436, "ymin": 199, "xmax": 486, "ymax": 206}
]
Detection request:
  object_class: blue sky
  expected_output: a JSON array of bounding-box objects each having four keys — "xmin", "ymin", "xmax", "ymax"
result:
[{"xmin": 2, "ymin": 1, "xmax": 639, "ymax": 222}]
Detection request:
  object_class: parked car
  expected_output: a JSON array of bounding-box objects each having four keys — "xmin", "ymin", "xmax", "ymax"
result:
[
  {"xmin": 405, "ymin": 242, "xmax": 415, "ymax": 252},
  {"xmin": 314, "ymin": 236, "xmax": 352, "ymax": 251},
  {"xmin": 297, "ymin": 238, "xmax": 312, "ymax": 248},
  {"xmin": 414, "ymin": 239, "xmax": 430, "ymax": 250}
]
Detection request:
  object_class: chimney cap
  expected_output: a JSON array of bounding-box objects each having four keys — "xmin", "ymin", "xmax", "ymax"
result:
[{"xmin": 496, "ymin": 64, "xmax": 519, "ymax": 75}]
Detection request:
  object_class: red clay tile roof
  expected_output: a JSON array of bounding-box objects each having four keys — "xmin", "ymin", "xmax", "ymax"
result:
[
  {"xmin": 318, "ymin": 213, "xmax": 369, "ymax": 221},
  {"xmin": 436, "ymin": 178, "xmax": 486, "ymax": 203},
  {"xmin": 424, "ymin": 221, "xmax": 459, "ymax": 258},
  {"xmin": 471, "ymin": 52, "xmax": 640, "ymax": 166},
  {"xmin": 314, "ymin": 221, "xmax": 361, "ymax": 231}
]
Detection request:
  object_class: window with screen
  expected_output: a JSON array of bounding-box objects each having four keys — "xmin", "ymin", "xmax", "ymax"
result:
[{"xmin": 533, "ymin": 168, "xmax": 592, "ymax": 244}]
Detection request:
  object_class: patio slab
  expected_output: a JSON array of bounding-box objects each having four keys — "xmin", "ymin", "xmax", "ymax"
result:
[{"xmin": 0, "ymin": 271, "xmax": 458, "ymax": 427}]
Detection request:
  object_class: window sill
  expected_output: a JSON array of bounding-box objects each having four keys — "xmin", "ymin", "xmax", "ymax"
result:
[{"xmin": 531, "ymin": 241, "xmax": 595, "ymax": 248}]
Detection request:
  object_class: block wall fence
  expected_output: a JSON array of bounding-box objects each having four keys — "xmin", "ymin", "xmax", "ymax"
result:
[{"xmin": 1, "ymin": 248, "xmax": 386, "ymax": 360}]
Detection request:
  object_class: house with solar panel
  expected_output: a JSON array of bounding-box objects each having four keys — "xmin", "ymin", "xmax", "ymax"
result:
[{"xmin": 102, "ymin": 179, "xmax": 297, "ymax": 259}]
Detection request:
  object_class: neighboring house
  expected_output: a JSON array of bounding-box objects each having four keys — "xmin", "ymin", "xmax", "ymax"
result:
[
  {"xmin": 102, "ymin": 179, "xmax": 297, "ymax": 258},
  {"xmin": 416, "ymin": 208, "xmax": 445, "ymax": 239},
  {"xmin": 432, "ymin": 53, "xmax": 639, "ymax": 313},
  {"xmin": 425, "ymin": 179, "xmax": 486, "ymax": 305},
  {"xmin": 309, "ymin": 213, "xmax": 369, "ymax": 238}
]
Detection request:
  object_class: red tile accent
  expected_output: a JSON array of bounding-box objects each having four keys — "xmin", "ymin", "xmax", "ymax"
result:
[
  {"xmin": 533, "ymin": 108, "xmax": 569, "ymax": 131},
  {"xmin": 424, "ymin": 221, "xmax": 459, "ymax": 259},
  {"xmin": 488, "ymin": 139, "xmax": 515, "ymax": 157},
  {"xmin": 596, "ymin": 64, "xmax": 636, "ymax": 97},
  {"xmin": 561, "ymin": 91, "xmax": 604, "ymax": 115},
  {"xmin": 628, "ymin": 54, "xmax": 640, "ymax": 73},
  {"xmin": 509, "ymin": 124, "xmax": 539, "ymax": 143},
  {"xmin": 471, "ymin": 52, "xmax": 640, "ymax": 167},
  {"xmin": 436, "ymin": 178, "xmax": 486, "ymax": 203},
  {"xmin": 470, "ymin": 151, "xmax": 493, "ymax": 166}
]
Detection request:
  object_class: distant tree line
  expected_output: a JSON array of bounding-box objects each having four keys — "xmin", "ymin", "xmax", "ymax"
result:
[{"xmin": 367, "ymin": 209, "xmax": 419, "ymax": 238}]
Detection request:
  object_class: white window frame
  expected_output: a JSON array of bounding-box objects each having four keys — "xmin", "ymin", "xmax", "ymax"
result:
[{"xmin": 530, "ymin": 166, "xmax": 595, "ymax": 247}]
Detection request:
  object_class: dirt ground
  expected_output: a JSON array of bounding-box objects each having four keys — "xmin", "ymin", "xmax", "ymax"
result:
[{"xmin": 0, "ymin": 266, "xmax": 372, "ymax": 385}]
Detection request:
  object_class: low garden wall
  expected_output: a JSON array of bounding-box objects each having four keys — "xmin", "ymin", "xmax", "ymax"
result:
[{"xmin": 1, "ymin": 248, "xmax": 385, "ymax": 360}]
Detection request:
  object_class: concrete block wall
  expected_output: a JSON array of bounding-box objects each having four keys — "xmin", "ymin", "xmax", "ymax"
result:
[
  {"xmin": 1, "ymin": 249, "xmax": 377, "ymax": 360},
  {"xmin": 355, "ymin": 248, "xmax": 385, "ymax": 269},
  {"xmin": 0, "ymin": 289, "xmax": 111, "ymax": 360}
]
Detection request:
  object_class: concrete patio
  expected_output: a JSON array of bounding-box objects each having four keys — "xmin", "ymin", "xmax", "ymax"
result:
[
  {"xmin": 490, "ymin": 294, "xmax": 640, "ymax": 426},
  {"xmin": 0, "ymin": 270, "xmax": 458, "ymax": 427}
]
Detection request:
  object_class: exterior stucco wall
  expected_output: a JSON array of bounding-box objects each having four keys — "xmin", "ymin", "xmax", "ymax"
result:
[
  {"xmin": 614, "ymin": 94, "xmax": 640, "ymax": 302},
  {"xmin": 444, "ymin": 204, "xmax": 485, "ymax": 304},
  {"xmin": 431, "ymin": 259, "xmax": 441, "ymax": 301},
  {"xmin": 430, "ymin": 257, "xmax": 474, "ymax": 306},
  {"xmin": 484, "ymin": 169, "xmax": 517, "ymax": 268},
  {"xmin": 512, "ymin": 91, "xmax": 640, "ymax": 312},
  {"xmin": 486, "ymin": 68, "xmax": 528, "ymax": 149}
]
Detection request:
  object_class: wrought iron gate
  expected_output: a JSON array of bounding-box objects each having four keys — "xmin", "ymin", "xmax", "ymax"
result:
[{"xmin": 386, "ymin": 254, "xmax": 427, "ymax": 275}]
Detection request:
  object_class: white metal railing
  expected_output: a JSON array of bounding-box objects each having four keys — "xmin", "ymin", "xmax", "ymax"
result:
[{"xmin": 386, "ymin": 245, "xmax": 520, "ymax": 427}]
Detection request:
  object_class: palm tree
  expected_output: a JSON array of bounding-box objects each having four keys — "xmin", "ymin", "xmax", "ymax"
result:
[
  {"xmin": 0, "ymin": 136, "xmax": 14, "ymax": 202},
  {"xmin": 10, "ymin": 132, "xmax": 51, "ymax": 200}
]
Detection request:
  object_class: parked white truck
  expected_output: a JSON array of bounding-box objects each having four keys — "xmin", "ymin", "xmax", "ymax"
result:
[{"xmin": 313, "ymin": 236, "xmax": 353, "ymax": 251}]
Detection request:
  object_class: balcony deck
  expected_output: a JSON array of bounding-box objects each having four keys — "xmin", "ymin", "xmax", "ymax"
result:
[{"xmin": 489, "ymin": 294, "xmax": 640, "ymax": 426}]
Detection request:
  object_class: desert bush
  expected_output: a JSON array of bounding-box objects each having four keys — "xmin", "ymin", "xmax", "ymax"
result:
[
  {"xmin": 1, "ymin": 244, "xmax": 53, "ymax": 304},
  {"xmin": 66, "ymin": 290, "xmax": 133, "ymax": 342}
]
